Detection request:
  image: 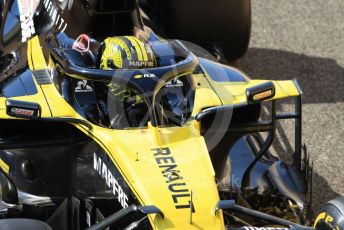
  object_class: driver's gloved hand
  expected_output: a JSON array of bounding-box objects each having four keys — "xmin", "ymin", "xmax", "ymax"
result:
[{"xmin": 126, "ymin": 103, "xmax": 149, "ymax": 127}]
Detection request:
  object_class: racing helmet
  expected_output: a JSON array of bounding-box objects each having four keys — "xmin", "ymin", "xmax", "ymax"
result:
[{"xmin": 99, "ymin": 36, "xmax": 156, "ymax": 69}]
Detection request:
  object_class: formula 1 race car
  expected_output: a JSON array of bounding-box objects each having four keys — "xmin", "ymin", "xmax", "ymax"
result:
[{"xmin": 0, "ymin": 0, "xmax": 343, "ymax": 229}]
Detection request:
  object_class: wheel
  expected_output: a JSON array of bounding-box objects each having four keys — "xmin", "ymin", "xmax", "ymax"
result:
[
  {"xmin": 314, "ymin": 197, "xmax": 344, "ymax": 230},
  {"xmin": 217, "ymin": 0, "xmax": 251, "ymax": 61},
  {"xmin": 158, "ymin": 0, "xmax": 251, "ymax": 61}
]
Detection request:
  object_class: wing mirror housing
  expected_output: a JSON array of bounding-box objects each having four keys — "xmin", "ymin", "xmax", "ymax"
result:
[
  {"xmin": 6, "ymin": 99, "xmax": 41, "ymax": 119},
  {"xmin": 246, "ymin": 81, "xmax": 275, "ymax": 104}
]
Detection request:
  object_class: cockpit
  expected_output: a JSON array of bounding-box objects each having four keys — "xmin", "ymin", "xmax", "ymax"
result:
[{"xmin": 49, "ymin": 32, "xmax": 197, "ymax": 129}]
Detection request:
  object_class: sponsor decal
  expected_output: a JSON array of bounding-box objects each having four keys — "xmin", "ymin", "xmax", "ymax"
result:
[
  {"xmin": 134, "ymin": 74, "xmax": 143, "ymax": 79},
  {"xmin": 151, "ymin": 148, "xmax": 195, "ymax": 211},
  {"xmin": 75, "ymin": 80, "xmax": 93, "ymax": 93},
  {"xmin": 10, "ymin": 108, "xmax": 34, "ymax": 117},
  {"xmin": 252, "ymin": 90, "xmax": 273, "ymax": 101},
  {"xmin": 93, "ymin": 153, "xmax": 129, "ymax": 208},
  {"xmin": 133, "ymin": 73, "xmax": 156, "ymax": 79},
  {"xmin": 128, "ymin": 61, "xmax": 155, "ymax": 68},
  {"xmin": 143, "ymin": 73, "xmax": 156, "ymax": 78},
  {"xmin": 43, "ymin": 0, "xmax": 68, "ymax": 32},
  {"xmin": 165, "ymin": 79, "xmax": 184, "ymax": 88},
  {"xmin": 17, "ymin": 0, "xmax": 39, "ymax": 42}
]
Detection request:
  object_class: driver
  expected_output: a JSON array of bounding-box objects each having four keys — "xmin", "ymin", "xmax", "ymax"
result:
[{"xmin": 96, "ymin": 36, "xmax": 157, "ymax": 128}]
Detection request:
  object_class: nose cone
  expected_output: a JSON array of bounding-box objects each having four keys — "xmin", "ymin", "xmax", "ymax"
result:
[{"xmin": 105, "ymin": 125, "xmax": 225, "ymax": 229}]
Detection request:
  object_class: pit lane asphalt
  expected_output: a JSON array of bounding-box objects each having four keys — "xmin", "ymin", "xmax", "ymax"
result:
[{"xmin": 238, "ymin": 0, "xmax": 344, "ymax": 213}]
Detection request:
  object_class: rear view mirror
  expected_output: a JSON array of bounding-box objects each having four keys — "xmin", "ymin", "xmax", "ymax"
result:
[{"xmin": 246, "ymin": 81, "xmax": 275, "ymax": 104}]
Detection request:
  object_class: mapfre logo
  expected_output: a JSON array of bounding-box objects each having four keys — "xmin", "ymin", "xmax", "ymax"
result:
[
  {"xmin": 93, "ymin": 153, "xmax": 129, "ymax": 208},
  {"xmin": 75, "ymin": 80, "xmax": 93, "ymax": 93}
]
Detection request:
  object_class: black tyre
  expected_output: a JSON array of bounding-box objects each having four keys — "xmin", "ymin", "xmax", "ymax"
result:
[
  {"xmin": 180, "ymin": 40, "xmax": 217, "ymax": 61},
  {"xmin": 158, "ymin": 0, "xmax": 251, "ymax": 61},
  {"xmin": 314, "ymin": 197, "xmax": 344, "ymax": 230}
]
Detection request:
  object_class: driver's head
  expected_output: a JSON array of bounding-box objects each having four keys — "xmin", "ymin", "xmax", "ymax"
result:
[{"xmin": 99, "ymin": 36, "xmax": 156, "ymax": 70}]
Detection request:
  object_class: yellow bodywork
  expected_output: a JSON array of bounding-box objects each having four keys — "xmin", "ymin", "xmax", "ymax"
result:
[{"xmin": 0, "ymin": 36, "xmax": 302, "ymax": 229}]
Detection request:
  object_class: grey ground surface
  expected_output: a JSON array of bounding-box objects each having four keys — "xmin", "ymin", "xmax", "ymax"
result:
[{"xmin": 237, "ymin": 0, "xmax": 344, "ymax": 213}]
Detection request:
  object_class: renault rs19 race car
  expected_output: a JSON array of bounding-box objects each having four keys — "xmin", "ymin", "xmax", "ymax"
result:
[{"xmin": 0, "ymin": 0, "xmax": 343, "ymax": 229}]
